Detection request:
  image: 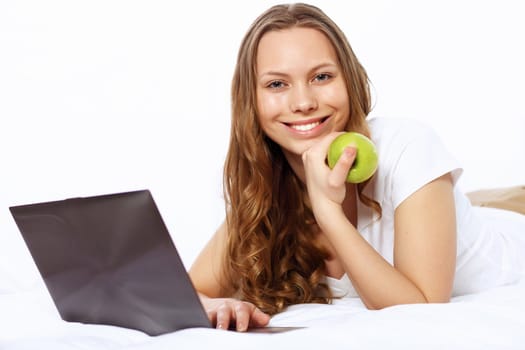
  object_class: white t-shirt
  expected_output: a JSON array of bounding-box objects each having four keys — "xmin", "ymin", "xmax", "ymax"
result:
[{"xmin": 326, "ymin": 117, "xmax": 525, "ymax": 298}]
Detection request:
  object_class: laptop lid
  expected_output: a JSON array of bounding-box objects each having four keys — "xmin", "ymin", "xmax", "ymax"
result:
[{"xmin": 9, "ymin": 189, "xmax": 212, "ymax": 336}]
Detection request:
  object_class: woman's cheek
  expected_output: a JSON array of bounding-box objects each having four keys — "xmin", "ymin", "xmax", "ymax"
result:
[{"xmin": 258, "ymin": 92, "xmax": 287, "ymax": 121}]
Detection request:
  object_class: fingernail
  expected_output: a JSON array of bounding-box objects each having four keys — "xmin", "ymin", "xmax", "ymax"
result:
[{"xmin": 347, "ymin": 147, "xmax": 357, "ymax": 156}]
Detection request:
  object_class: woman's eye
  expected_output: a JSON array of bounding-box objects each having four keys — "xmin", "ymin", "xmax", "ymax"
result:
[
  {"xmin": 267, "ymin": 80, "xmax": 285, "ymax": 89},
  {"xmin": 314, "ymin": 73, "xmax": 331, "ymax": 82}
]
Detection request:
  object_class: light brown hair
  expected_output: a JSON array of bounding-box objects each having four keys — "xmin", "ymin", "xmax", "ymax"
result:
[{"xmin": 222, "ymin": 3, "xmax": 380, "ymax": 314}]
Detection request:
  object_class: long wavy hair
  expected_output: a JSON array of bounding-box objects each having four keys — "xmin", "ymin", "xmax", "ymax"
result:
[{"xmin": 222, "ymin": 3, "xmax": 381, "ymax": 315}]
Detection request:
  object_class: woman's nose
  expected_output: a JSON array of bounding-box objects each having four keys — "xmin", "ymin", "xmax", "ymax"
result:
[{"xmin": 290, "ymin": 85, "xmax": 318, "ymax": 113}]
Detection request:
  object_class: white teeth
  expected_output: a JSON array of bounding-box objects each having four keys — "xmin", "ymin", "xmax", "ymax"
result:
[{"xmin": 290, "ymin": 121, "xmax": 320, "ymax": 131}]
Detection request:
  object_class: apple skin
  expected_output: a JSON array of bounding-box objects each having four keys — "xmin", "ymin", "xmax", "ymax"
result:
[{"xmin": 327, "ymin": 132, "xmax": 378, "ymax": 183}]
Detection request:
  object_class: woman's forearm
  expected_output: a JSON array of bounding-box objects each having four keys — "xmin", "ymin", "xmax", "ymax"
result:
[{"xmin": 319, "ymin": 210, "xmax": 434, "ymax": 309}]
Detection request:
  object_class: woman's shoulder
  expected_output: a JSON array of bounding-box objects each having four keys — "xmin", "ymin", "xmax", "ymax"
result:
[{"xmin": 365, "ymin": 116, "xmax": 463, "ymax": 208}]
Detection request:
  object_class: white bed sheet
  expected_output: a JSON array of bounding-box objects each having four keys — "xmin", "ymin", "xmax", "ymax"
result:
[{"xmin": 1, "ymin": 279, "xmax": 524, "ymax": 350}]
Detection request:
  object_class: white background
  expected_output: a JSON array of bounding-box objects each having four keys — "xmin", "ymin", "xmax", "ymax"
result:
[{"xmin": 1, "ymin": 0, "xmax": 524, "ymax": 289}]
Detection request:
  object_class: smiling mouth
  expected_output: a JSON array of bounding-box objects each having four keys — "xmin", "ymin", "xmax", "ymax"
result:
[{"xmin": 286, "ymin": 117, "xmax": 329, "ymax": 132}]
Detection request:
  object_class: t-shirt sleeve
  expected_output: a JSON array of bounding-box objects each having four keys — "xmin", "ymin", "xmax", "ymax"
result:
[{"xmin": 389, "ymin": 122, "xmax": 463, "ymax": 209}]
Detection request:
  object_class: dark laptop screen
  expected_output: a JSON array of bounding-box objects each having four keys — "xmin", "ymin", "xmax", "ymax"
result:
[{"xmin": 10, "ymin": 190, "xmax": 211, "ymax": 335}]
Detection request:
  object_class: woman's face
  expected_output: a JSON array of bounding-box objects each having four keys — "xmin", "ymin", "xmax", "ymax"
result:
[{"xmin": 256, "ymin": 27, "xmax": 350, "ymax": 159}]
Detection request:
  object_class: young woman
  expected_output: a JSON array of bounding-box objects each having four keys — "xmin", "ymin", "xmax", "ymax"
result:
[{"xmin": 189, "ymin": 3, "xmax": 525, "ymax": 332}]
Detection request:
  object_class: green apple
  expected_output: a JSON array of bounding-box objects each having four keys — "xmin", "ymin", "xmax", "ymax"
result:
[{"xmin": 327, "ymin": 132, "xmax": 378, "ymax": 183}]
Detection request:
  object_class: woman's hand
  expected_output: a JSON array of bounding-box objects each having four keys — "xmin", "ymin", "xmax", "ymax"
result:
[
  {"xmin": 302, "ymin": 132, "xmax": 356, "ymax": 212},
  {"xmin": 200, "ymin": 295, "xmax": 271, "ymax": 332}
]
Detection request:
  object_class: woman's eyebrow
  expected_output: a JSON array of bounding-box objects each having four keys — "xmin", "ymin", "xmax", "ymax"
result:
[{"xmin": 258, "ymin": 62, "xmax": 338, "ymax": 80}]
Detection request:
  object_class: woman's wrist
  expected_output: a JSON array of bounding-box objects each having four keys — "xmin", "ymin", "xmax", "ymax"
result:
[{"xmin": 313, "ymin": 202, "xmax": 347, "ymax": 231}]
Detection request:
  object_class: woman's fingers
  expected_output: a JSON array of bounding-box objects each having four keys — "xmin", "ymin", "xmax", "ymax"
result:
[
  {"xmin": 328, "ymin": 146, "xmax": 356, "ymax": 187},
  {"xmin": 215, "ymin": 303, "xmax": 232, "ymax": 330},
  {"xmin": 210, "ymin": 299, "xmax": 270, "ymax": 331},
  {"xmin": 233, "ymin": 301, "xmax": 270, "ymax": 331},
  {"xmin": 303, "ymin": 132, "xmax": 345, "ymax": 164},
  {"xmin": 249, "ymin": 306, "xmax": 271, "ymax": 328},
  {"xmin": 232, "ymin": 302, "xmax": 251, "ymax": 331},
  {"xmin": 301, "ymin": 132, "xmax": 355, "ymax": 206}
]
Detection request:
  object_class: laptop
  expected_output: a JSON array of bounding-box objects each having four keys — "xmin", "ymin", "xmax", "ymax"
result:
[{"xmin": 9, "ymin": 189, "xmax": 212, "ymax": 336}]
